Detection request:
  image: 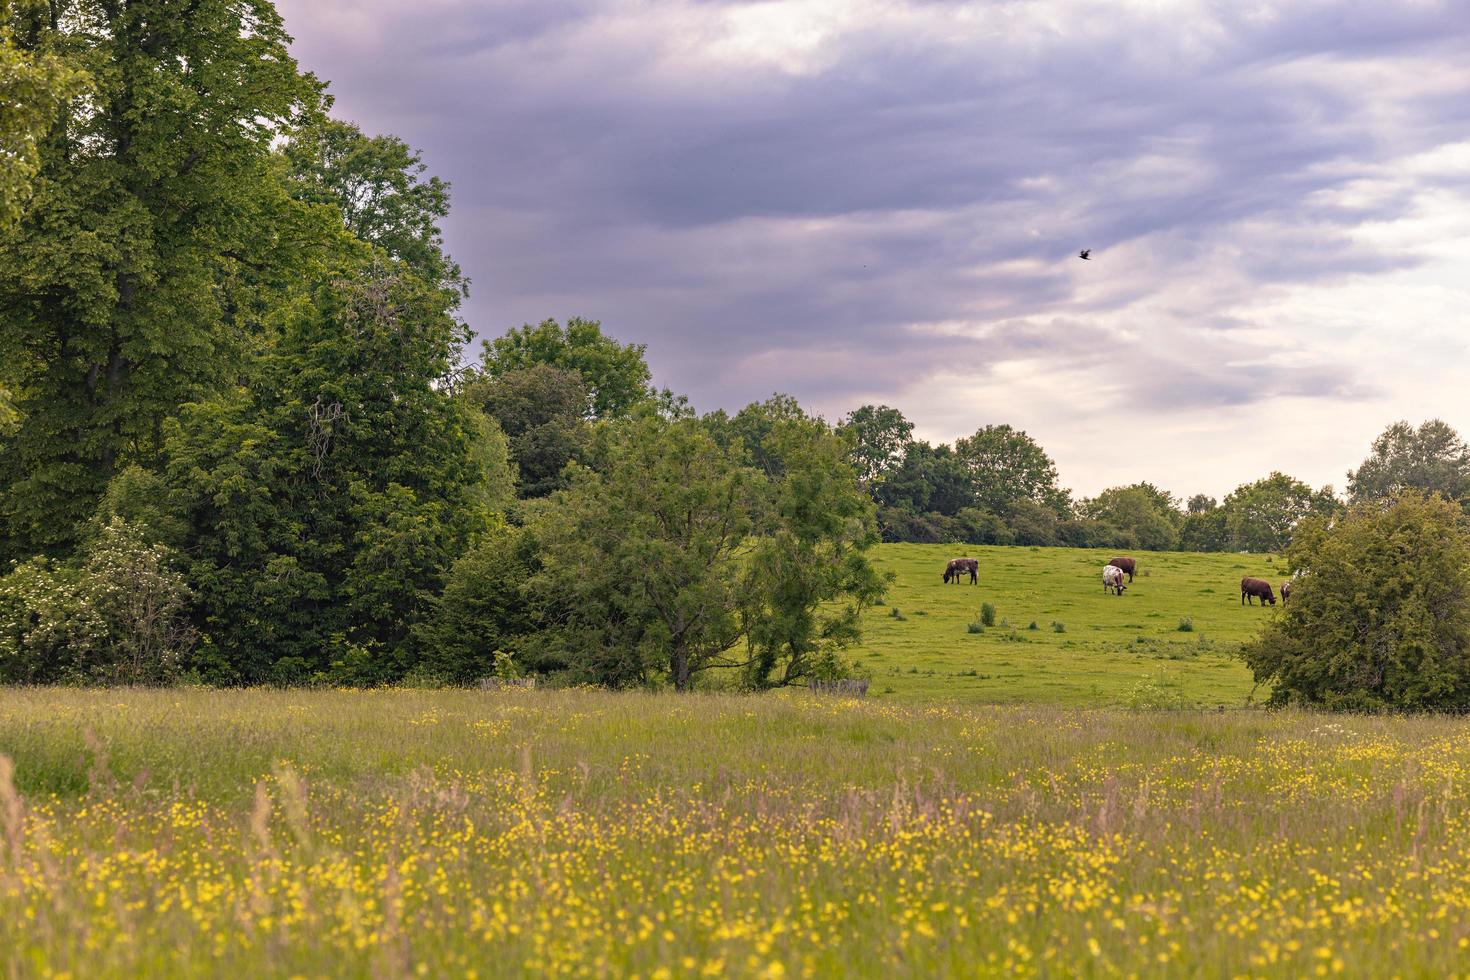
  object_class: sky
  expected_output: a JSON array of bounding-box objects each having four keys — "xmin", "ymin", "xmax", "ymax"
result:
[{"xmin": 274, "ymin": 0, "xmax": 1470, "ymax": 500}]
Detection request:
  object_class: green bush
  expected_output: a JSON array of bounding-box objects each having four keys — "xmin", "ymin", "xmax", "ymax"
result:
[
  {"xmin": 0, "ymin": 519, "xmax": 194, "ymax": 685},
  {"xmin": 1177, "ymin": 618, "xmax": 1194, "ymax": 632},
  {"xmin": 1243, "ymin": 494, "xmax": 1470, "ymax": 711},
  {"xmin": 1051, "ymin": 621, "xmax": 1066, "ymax": 633},
  {"xmin": 966, "ymin": 622, "xmax": 985, "ymax": 635},
  {"xmin": 980, "ymin": 603, "xmax": 996, "ymax": 627}
]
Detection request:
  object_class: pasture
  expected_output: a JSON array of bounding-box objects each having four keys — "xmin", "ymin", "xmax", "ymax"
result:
[
  {"xmin": 5, "ymin": 688, "xmax": 1470, "ymax": 976},
  {"xmin": 858, "ymin": 543, "xmax": 1274, "ymax": 706}
]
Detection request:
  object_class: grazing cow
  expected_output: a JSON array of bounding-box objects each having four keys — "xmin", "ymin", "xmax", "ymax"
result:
[
  {"xmin": 943, "ymin": 557, "xmax": 979, "ymax": 585},
  {"xmin": 1108, "ymin": 556, "xmax": 1137, "ymax": 582},
  {"xmin": 1241, "ymin": 577, "xmax": 1276, "ymax": 606},
  {"xmin": 1103, "ymin": 564, "xmax": 1127, "ymax": 596},
  {"xmin": 1281, "ymin": 580, "xmax": 1293, "ymax": 604}
]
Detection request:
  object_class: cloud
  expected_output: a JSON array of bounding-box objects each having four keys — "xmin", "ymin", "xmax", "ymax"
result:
[{"xmin": 275, "ymin": 0, "xmax": 1470, "ymax": 497}]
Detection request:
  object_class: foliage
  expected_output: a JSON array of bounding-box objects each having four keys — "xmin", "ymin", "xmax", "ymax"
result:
[
  {"xmin": 839, "ymin": 405, "xmax": 914, "ymax": 491},
  {"xmin": 739, "ymin": 409, "xmax": 886, "ymax": 688},
  {"xmin": 1243, "ymin": 494, "xmax": 1470, "ymax": 711},
  {"xmin": 0, "ymin": 0, "xmax": 325, "ymax": 558},
  {"xmin": 1079, "ymin": 483, "xmax": 1181, "ymax": 551},
  {"xmin": 980, "ymin": 602, "xmax": 996, "ymax": 627},
  {"xmin": 480, "ymin": 317, "xmax": 652, "ymax": 419},
  {"xmin": 954, "ymin": 424, "xmax": 1071, "ymax": 518},
  {"xmin": 1221, "ymin": 472, "xmax": 1337, "ymax": 553},
  {"xmin": 282, "ymin": 115, "xmax": 465, "ymax": 299},
  {"xmin": 0, "ymin": 518, "xmax": 193, "ymax": 684},
  {"xmin": 1347, "ymin": 419, "xmax": 1470, "ymax": 505},
  {"xmin": 533, "ymin": 414, "xmax": 762, "ymax": 690},
  {"xmin": 0, "ymin": 13, "xmax": 84, "ymax": 226},
  {"xmin": 162, "ymin": 266, "xmax": 491, "ymax": 683},
  {"xmin": 412, "ymin": 524, "xmax": 538, "ymax": 684},
  {"xmin": 464, "ymin": 363, "xmax": 594, "ymax": 498},
  {"xmin": 1179, "ymin": 505, "xmax": 1228, "ymax": 552}
]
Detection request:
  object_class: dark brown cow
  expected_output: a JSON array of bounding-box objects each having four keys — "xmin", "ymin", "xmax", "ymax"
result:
[
  {"xmin": 1241, "ymin": 577, "xmax": 1276, "ymax": 606},
  {"xmin": 1280, "ymin": 580, "xmax": 1293, "ymax": 605},
  {"xmin": 943, "ymin": 557, "xmax": 978, "ymax": 585},
  {"xmin": 1108, "ymin": 556, "xmax": 1137, "ymax": 582}
]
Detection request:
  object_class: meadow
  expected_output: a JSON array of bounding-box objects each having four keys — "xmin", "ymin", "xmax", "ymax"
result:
[
  {"xmin": 5, "ymin": 687, "xmax": 1470, "ymax": 977},
  {"xmin": 858, "ymin": 543, "xmax": 1275, "ymax": 706}
]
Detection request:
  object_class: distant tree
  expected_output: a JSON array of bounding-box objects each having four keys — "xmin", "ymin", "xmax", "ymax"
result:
[
  {"xmin": 535, "ymin": 414, "xmax": 762, "ymax": 690},
  {"xmin": 1243, "ymin": 494, "xmax": 1470, "ymax": 711},
  {"xmin": 1179, "ymin": 509, "xmax": 1228, "ymax": 552},
  {"xmin": 465, "ymin": 364, "xmax": 594, "ymax": 498},
  {"xmin": 1187, "ymin": 494, "xmax": 1217, "ymax": 514},
  {"xmin": 1079, "ymin": 484, "xmax": 1180, "ymax": 551},
  {"xmin": 481, "ymin": 318, "xmax": 652, "ymax": 419},
  {"xmin": 1222, "ymin": 473, "xmax": 1338, "ymax": 553},
  {"xmin": 1347, "ymin": 419, "xmax": 1470, "ymax": 504},
  {"xmin": 840, "ymin": 405, "xmax": 914, "ymax": 493},
  {"xmin": 875, "ymin": 442, "xmax": 973, "ymax": 517},
  {"xmin": 282, "ymin": 115, "xmax": 466, "ymax": 298},
  {"xmin": 723, "ymin": 394, "xmax": 813, "ymax": 477},
  {"xmin": 954, "ymin": 425, "xmax": 1071, "ymax": 517}
]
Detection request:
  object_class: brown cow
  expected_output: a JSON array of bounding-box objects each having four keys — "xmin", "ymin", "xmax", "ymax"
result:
[
  {"xmin": 1241, "ymin": 577, "xmax": 1276, "ymax": 606},
  {"xmin": 943, "ymin": 557, "xmax": 978, "ymax": 585},
  {"xmin": 1108, "ymin": 556, "xmax": 1137, "ymax": 582},
  {"xmin": 1280, "ymin": 580, "xmax": 1293, "ymax": 605}
]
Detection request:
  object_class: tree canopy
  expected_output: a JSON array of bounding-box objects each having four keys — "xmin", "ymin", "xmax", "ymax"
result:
[
  {"xmin": 1347, "ymin": 419, "xmax": 1470, "ymax": 505},
  {"xmin": 480, "ymin": 317, "xmax": 653, "ymax": 419}
]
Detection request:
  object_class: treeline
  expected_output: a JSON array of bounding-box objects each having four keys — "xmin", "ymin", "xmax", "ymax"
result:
[
  {"xmin": 845, "ymin": 408, "xmax": 1470, "ymax": 552},
  {"xmin": 5, "ymin": 4, "xmax": 1470, "ymax": 695},
  {"xmin": 0, "ymin": 1, "xmax": 882, "ymax": 689}
]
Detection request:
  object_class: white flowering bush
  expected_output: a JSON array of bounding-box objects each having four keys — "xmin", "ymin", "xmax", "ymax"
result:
[{"xmin": 0, "ymin": 519, "xmax": 194, "ymax": 684}]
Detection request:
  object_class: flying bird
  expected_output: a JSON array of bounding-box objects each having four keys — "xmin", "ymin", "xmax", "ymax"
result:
[{"xmin": 1078, "ymin": 249, "xmax": 1091, "ymax": 260}]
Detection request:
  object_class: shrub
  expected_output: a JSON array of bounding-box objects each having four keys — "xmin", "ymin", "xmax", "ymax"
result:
[
  {"xmin": 1027, "ymin": 621, "xmax": 1039, "ymax": 631},
  {"xmin": 966, "ymin": 622, "xmax": 985, "ymax": 635},
  {"xmin": 1051, "ymin": 621, "xmax": 1066, "ymax": 633},
  {"xmin": 1242, "ymin": 494, "xmax": 1470, "ymax": 711},
  {"xmin": 1122, "ymin": 677, "xmax": 1186, "ymax": 711},
  {"xmin": 980, "ymin": 603, "xmax": 996, "ymax": 627},
  {"xmin": 1177, "ymin": 618, "xmax": 1194, "ymax": 632},
  {"xmin": 0, "ymin": 519, "xmax": 194, "ymax": 685}
]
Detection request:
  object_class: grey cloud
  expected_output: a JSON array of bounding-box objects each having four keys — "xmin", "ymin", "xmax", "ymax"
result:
[{"xmin": 277, "ymin": 0, "xmax": 1470, "ymax": 434}]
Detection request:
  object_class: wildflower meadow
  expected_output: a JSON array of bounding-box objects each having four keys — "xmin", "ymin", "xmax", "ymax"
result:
[{"xmin": 5, "ymin": 686, "xmax": 1470, "ymax": 977}]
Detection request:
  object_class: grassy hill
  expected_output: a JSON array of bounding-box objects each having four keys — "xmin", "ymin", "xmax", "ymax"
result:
[{"xmin": 857, "ymin": 543, "xmax": 1283, "ymax": 706}]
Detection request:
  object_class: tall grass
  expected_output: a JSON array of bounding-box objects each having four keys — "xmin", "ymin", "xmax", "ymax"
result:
[{"xmin": 3, "ymin": 687, "xmax": 1470, "ymax": 975}]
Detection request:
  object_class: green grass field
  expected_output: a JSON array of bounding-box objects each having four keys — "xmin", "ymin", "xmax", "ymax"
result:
[{"xmin": 859, "ymin": 543, "xmax": 1278, "ymax": 705}]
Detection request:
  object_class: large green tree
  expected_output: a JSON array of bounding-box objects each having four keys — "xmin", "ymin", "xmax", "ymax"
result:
[
  {"xmin": 162, "ymin": 267, "xmax": 498, "ymax": 683},
  {"xmin": 0, "ymin": 0, "xmax": 323, "ymax": 557},
  {"xmin": 1347, "ymin": 419, "xmax": 1470, "ymax": 505},
  {"xmin": 1244, "ymin": 494, "xmax": 1470, "ymax": 711},
  {"xmin": 481, "ymin": 318, "xmax": 652, "ymax": 419},
  {"xmin": 534, "ymin": 414, "xmax": 763, "ymax": 690},
  {"xmin": 740, "ymin": 410, "xmax": 885, "ymax": 688},
  {"xmin": 954, "ymin": 424, "xmax": 1071, "ymax": 517}
]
